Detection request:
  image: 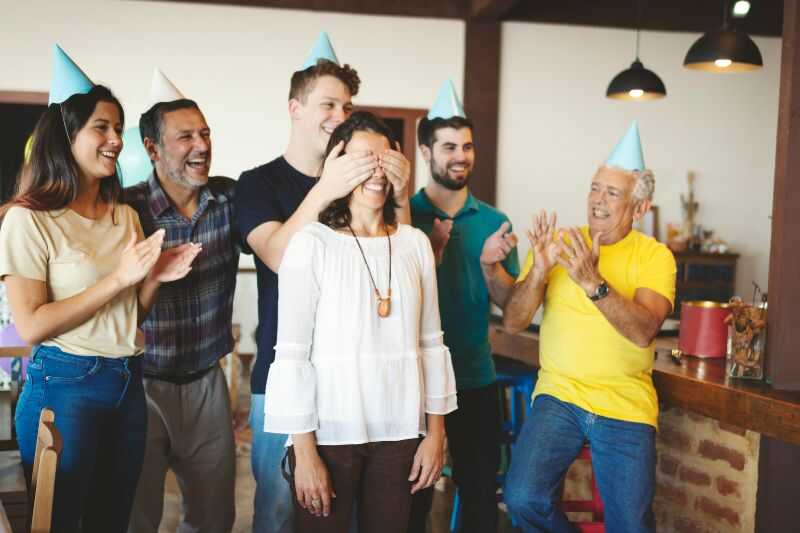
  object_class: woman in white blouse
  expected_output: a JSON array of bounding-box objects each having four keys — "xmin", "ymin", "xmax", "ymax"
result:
[{"xmin": 264, "ymin": 111, "xmax": 457, "ymax": 532}]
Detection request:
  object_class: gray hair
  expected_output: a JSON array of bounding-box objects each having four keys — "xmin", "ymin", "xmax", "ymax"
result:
[{"xmin": 632, "ymin": 168, "xmax": 655, "ymax": 203}]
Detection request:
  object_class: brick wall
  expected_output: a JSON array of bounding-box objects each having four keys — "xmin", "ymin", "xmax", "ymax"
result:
[
  {"xmin": 653, "ymin": 406, "xmax": 759, "ymax": 533},
  {"xmin": 561, "ymin": 406, "xmax": 760, "ymax": 532}
]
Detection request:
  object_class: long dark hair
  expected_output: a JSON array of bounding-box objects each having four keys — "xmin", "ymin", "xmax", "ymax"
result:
[
  {"xmin": 0, "ymin": 85, "xmax": 125, "ymax": 217},
  {"xmin": 318, "ymin": 111, "xmax": 398, "ymax": 229}
]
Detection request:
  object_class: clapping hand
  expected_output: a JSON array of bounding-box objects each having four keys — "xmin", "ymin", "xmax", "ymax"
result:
[
  {"xmin": 429, "ymin": 218, "xmax": 453, "ymax": 264},
  {"xmin": 480, "ymin": 222, "xmax": 518, "ymax": 267},
  {"xmin": 147, "ymin": 242, "xmax": 203, "ymax": 283},
  {"xmin": 554, "ymin": 227, "xmax": 604, "ymax": 294},
  {"xmin": 526, "ymin": 210, "xmax": 560, "ymax": 281},
  {"xmin": 114, "ymin": 229, "xmax": 165, "ymax": 288}
]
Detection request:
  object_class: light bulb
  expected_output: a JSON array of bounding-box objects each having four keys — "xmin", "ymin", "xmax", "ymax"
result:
[
  {"xmin": 732, "ymin": 1, "xmax": 751, "ymax": 17},
  {"xmin": 628, "ymin": 89, "xmax": 644, "ymax": 98},
  {"xmin": 714, "ymin": 59, "xmax": 733, "ymax": 68}
]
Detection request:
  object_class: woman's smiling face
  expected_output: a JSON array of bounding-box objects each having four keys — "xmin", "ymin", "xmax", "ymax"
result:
[{"xmin": 70, "ymin": 100, "xmax": 123, "ymax": 181}]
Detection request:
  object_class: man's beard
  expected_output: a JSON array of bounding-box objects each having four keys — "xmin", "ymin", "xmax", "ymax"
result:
[
  {"xmin": 163, "ymin": 153, "xmax": 207, "ymax": 190},
  {"xmin": 431, "ymin": 163, "xmax": 470, "ymax": 191}
]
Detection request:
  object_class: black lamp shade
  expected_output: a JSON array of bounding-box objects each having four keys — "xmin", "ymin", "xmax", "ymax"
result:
[
  {"xmin": 683, "ymin": 28, "xmax": 763, "ymax": 72},
  {"xmin": 606, "ymin": 60, "xmax": 667, "ymax": 101}
]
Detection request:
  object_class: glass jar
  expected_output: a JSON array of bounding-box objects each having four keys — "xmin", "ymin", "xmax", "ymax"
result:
[{"xmin": 726, "ymin": 303, "xmax": 767, "ymax": 380}]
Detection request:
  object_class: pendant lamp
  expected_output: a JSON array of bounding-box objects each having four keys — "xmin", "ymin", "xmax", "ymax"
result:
[
  {"xmin": 683, "ymin": 0, "xmax": 763, "ymax": 72},
  {"xmin": 606, "ymin": 1, "xmax": 666, "ymax": 101}
]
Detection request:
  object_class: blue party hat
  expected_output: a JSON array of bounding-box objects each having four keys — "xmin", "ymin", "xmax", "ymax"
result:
[
  {"xmin": 427, "ymin": 80, "xmax": 465, "ymax": 120},
  {"xmin": 606, "ymin": 121, "xmax": 645, "ymax": 171},
  {"xmin": 49, "ymin": 44, "xmax": 93, "ymax": 105},
  {"xmin": 118, "ymin": 127, "xmax": 153, "ymax": 187},
  {"xmin": 301, "ymin": 32, "xmax": 340, "ymax": 69}
]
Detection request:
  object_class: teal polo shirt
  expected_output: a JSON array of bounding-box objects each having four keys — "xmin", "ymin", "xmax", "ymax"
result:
[{"xmin": 411, "ymin": 189, "xmax": 520, "ymax": 390}]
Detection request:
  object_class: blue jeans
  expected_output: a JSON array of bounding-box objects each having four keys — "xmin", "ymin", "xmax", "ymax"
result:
[
  {"xmin": 15, "ymin": 345, "xmax": 147, "ymax": 533},
  {"xmin": 504, "ymin": 394, "xmax": 656, "ymax": 533},
  {"xmin": 250, "ymin": 393, "xmax": 294, "ymax": 533}
]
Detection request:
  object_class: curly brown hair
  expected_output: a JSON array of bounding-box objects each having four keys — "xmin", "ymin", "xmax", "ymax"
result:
[{"xmin": 289, "ymin": 59, "xmax": 360, "ymax": 103}]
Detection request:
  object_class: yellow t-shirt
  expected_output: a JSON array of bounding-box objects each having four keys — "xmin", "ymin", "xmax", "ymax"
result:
[
  {"xmin": 0, "ymin": 205, "xmax": 144, "ymax": 357},
  {"xmin": 518, "ymin": 227, "xmax": 676, "ymax": 427}
]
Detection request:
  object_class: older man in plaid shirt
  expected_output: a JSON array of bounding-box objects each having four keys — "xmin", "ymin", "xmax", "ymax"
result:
[{"xmin": 125, "ymin": 97, "xmax": 241, "ymax": 533}]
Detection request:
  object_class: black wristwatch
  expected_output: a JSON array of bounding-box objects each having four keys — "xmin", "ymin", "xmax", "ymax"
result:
[{"xmin": 588, "ymin": 280, "xmax": 610, "ymax": 301}]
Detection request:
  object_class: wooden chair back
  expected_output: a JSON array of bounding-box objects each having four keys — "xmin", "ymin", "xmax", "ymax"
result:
[{"xmin": 30, "ymin": 408, "xmax": 61, "ymax": 533}]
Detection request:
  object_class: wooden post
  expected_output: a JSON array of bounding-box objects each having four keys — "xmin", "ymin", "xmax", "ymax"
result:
[
  {"xmin": 767, "ymin": 0, "xmax": 800, "ymax": 390},
  {"xmin": 757, "ymin": 436, "xmax": 800, "ymax": 531},
  {"xmin": 757, "ymin": 2, "xmax": 800, "ymax": 530},
  {"xmin": 463, "ymin": 20, "xmax": 502, "ymax": 205}
]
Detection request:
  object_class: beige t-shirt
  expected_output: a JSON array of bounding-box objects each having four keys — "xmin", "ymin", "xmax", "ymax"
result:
[{"xmin": 0, "ymin": 204, "xmax": 144, "ymax": 357}]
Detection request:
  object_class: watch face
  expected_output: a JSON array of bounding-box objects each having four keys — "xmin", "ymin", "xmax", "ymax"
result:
[{"xmin": 591, "ymin": 281, "xmax": 609, "ymax": 301}]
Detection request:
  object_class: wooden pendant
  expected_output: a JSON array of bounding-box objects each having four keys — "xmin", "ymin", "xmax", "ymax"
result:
[{"xmin": 378, "ymin": 297, "xmax": 391, "ymax": 318}]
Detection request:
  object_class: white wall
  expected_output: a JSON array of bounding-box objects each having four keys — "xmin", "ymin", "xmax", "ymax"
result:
[
  {"xmin": 498, "ymin": 22, "xmax": 779, "ymax": 304},
  {"xmin": 0, "ymin": 0, "xmax": 465, "ymax": 353}
]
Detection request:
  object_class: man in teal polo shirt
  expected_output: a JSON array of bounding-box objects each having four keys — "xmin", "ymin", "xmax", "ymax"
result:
[{"xmin": 408, "ymin": 81, "xmax": 519, "ymax": 533}]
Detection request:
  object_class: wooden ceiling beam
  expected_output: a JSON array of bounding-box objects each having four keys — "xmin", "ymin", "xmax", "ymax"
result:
[
  {"xmin": 147, "ymin": 0, "xmax": 467, "ymax": 19},
  {"xmin": 469, "ymin": 0, "xmax": 520, "ymax": 20},
  {"xmin": 504, "ymin": 0, "xmax": 782, "ymax": 37},
  {"xmin": 151, "ymin": 0, "xmax": 783, "ymax": 35}
]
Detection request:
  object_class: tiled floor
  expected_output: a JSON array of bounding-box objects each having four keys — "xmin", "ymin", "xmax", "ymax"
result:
[{"xmin": 158, "ymin": 359, "xmax": 517, "ymax": 533}]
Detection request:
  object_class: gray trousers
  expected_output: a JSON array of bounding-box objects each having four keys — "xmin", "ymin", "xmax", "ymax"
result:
[{"xmin": 128, "ymin": 365, "xmax": 236, "ymax": 533}]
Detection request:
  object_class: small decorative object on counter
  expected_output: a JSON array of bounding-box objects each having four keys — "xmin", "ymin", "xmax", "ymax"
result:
[
  {"xmin": 667, "ymin": 222, "xmax": 688, "ymax": 252},
  {"xmin": 725, "ymin": 293, "xmax": 767, "ymax": 380}
]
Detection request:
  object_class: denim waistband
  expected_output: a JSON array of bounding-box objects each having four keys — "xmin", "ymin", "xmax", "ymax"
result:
[{"xmin": 33, "ymin": 344, "xmax": 141, "ymax": 369}]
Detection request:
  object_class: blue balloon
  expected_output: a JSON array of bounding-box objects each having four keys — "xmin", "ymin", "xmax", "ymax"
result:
[{"xmin": 118, "ymin": 127, "xmax": 152, "ymax": 187}]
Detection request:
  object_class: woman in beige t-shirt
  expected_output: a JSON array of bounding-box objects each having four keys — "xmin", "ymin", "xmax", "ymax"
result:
[{"xmin": 0, "ymin": 85, "xmax": 199, "ymax": 533}]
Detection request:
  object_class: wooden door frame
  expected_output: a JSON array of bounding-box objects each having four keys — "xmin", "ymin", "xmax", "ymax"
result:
[{"xmin": 0, "ymin": 92, "xmax": 48, "ymax": 105}]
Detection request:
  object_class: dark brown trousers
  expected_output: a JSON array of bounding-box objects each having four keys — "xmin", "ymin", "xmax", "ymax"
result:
[{"xmin": 288, "ymin": 438, "xmax": 420, "ymax": 533}]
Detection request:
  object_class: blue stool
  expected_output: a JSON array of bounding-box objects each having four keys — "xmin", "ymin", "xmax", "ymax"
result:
[
  {"xmin": 496, "ymin": 357, "xmax": 536, "ymax": 439},
  {"xmin": 446, "ymin": 357, "xmax": 537, "ymax": 532}
]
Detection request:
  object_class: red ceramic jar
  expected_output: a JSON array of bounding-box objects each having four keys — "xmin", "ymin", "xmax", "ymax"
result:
[{"xmin": 678, "ymin": 301, "xmax": 731, "ymax": 358}]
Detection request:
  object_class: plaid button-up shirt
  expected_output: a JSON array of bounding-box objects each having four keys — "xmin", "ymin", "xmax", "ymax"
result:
[{"xmin": 125, "ymin": 173, "xmax": 241, "ymax": 377}]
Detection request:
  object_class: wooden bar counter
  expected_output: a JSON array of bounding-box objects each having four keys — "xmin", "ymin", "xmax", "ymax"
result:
[{"xmin": 488, "ymin": 318, "xmax": 800, "ymax": 447}]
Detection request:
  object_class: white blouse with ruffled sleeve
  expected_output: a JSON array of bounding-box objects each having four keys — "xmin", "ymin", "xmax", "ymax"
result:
[{"xmin": 264, "ymin": 222, "xmax": 458, "ymax": 445}]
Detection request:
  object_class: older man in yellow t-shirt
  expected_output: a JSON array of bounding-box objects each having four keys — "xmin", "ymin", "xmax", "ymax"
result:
[{"xmin": 502, "ymin": 122, "xmax": 676, "ymax": 533}]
